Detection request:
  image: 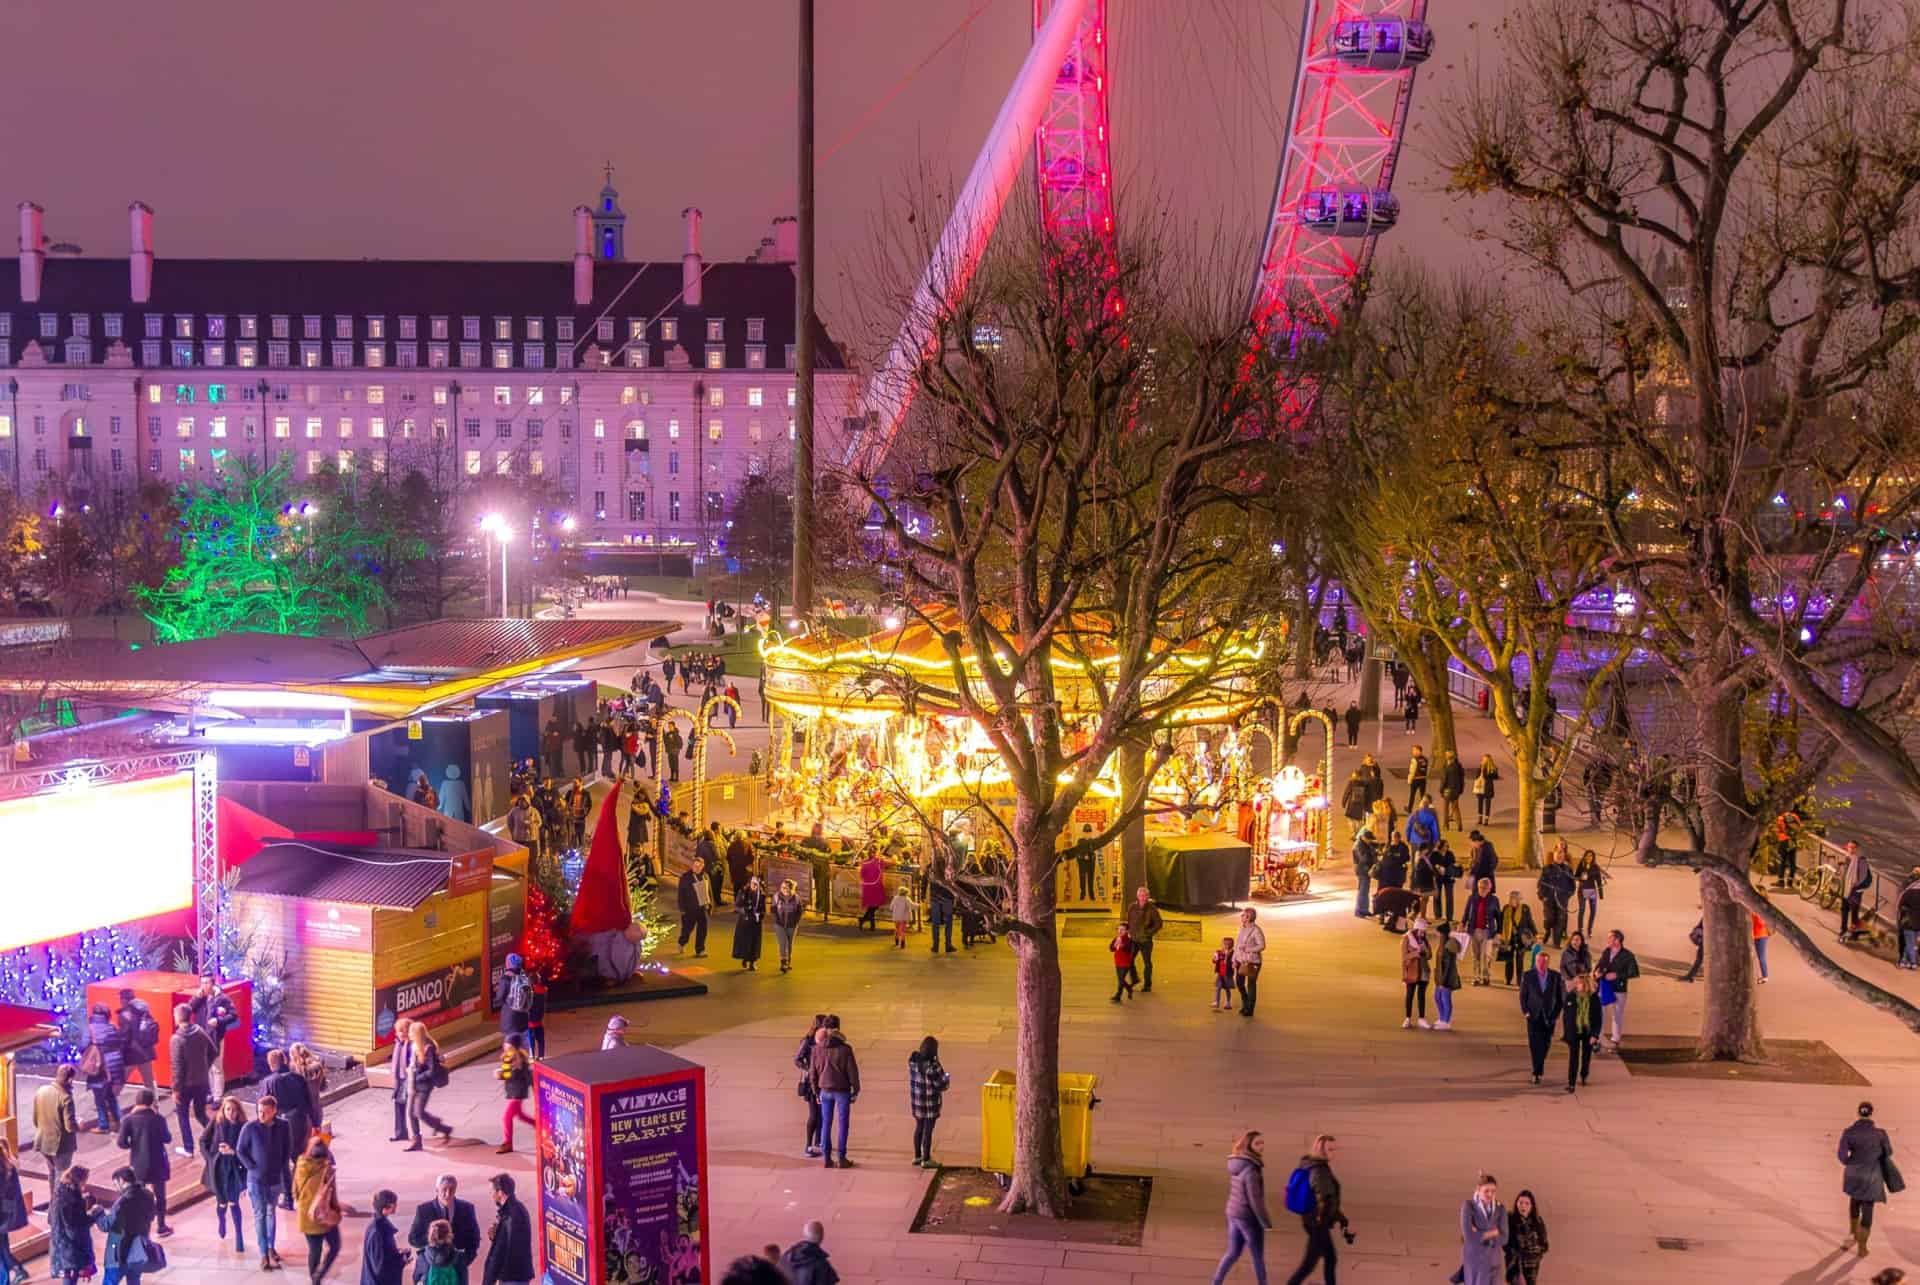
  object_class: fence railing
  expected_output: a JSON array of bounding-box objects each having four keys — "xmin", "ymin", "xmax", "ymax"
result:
[{"xmin": 1804, "ymin": 836, "xmax": 1907, "ymax": 937}]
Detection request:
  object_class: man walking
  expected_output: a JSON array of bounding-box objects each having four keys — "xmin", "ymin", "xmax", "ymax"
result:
[
  {"xmin": 1519, "ymin": 949, "xmax": 1565, "ymax": 1085},
  {"xmin": 1467, "ymin": 831, "xmax": 1497, "ymax": 896},
  {"xmin": 1407, "ymin": 746, "xmax": 1429, "ymax": 812},
  {"xmin": 1438, "ymin": 751, "xmax": 1465, "ymax": 831},
  {"xmin": 677, "ymin": 857, "xmax": 711, "ymax": 956},
  {"xmin": 1463, "ymin": 877, "xmax": 1500, "ymax": 987},
  {"xmin": 807, "ymin": 1025, "xmax": 860, "ymax": 1169},
  {"xmin": 1351, "ymin": 834, "xmax": 1377, "ymax": 920},
  {"xmin": 260, "ymin": 1048, "xmax": 315, "ymax": 1208},
  {"xmin": 31, "ymin": 1064, "xmax": 78, "ymax": 1204},
  {"xmin": 1283, "ymin": 1134, "xmax": 1347, "ymax": 1285},
  {"xmin": 1537, "ymin": 851, "xmax": 1574, "ymax": 948},
  {"xmin": 1125, "ymin": 887, "xmax": 1164, "ymax": 992},
  {"xmin": 166, "ymin": 1006, "xmax": 215, "ymax": 1159},
  {"xmin": 116, "ymin": 988, "xmax": 161, "ymax": 1093},
  {"xmin": 114, "ymin": 1088, "xmax": 174, "ymax": 1238},
  {"xmin": 1596, "ymin": 928, "xmax": 1640, "ymax": 1051},
  {"xmin": 1343, "ymin": 702, "xmax": 1361, "ymax": 748},
  {"xmin": 481, "ymin": 1173, "xmax": 534, "ymax": 1285},
  {"xmin": 408, "ymin": 1174, "xmax": 482, "ymax": 1285},
  {"xmin": 236, "ymin": 1094, "xmax": 290, "ymax": 1269}
]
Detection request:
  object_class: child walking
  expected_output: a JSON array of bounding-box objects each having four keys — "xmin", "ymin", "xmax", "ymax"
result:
[
  {"xmin": 890, "ymin": 885, "xmax": 914, "ymax": 949},
  {"xmin": 496, "ymin": 1037, "xmax": 535, "ymax": 1155},
  {"xmin": 1109, "ymin": 925, "xmax": 1137, "ymax": 1003},
  {"xmin": 907, "ymin": 1036, "xmax": 951, "ymax": 1168},
  {"xmin": 1434, "ymin": 922, "xmax": 1464, "ymax": 1030},
  {"xmin": 1210, "ymin": 936, "xmax": 1235, "ymax": 1011}
]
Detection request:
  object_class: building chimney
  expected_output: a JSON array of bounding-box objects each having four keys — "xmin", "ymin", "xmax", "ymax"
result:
[
  {"xmin": 17, "ymin": 203, "xmax": 44, "ymax": 304},
  {"xmin": 681, "ymin": 206, "xmax": 703, "ymax": 308},
  {"xmin": 129, "ymin": 202, "xmax": 154, "ymax": 304},
  {"xmin": 772, "ymin": 215, "xmax": 798, "ymax": 264},
  {"xmin": 572, "ymin": 204, "xmax": 593, "ymax": 307}
]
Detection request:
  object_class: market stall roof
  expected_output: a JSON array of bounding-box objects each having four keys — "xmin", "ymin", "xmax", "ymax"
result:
[
  {"xmin": 0, "ymin": 619, "xmax": 672, "ymax": 720},
  {"xmin": 233, "ymin": 841, "xmax": 459, "ymax": 910}
]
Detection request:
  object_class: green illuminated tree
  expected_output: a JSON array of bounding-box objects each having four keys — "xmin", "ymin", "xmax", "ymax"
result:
[{"xmin": 138, "ymin": 459, "xmax": 384, "ymax": 641}]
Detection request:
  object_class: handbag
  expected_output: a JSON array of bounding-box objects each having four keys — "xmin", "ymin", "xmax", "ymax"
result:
[
  {"xmin": 1883, "ymin": 1153, "xmax": 1905, "ymax": 1195},
  {"xmin": 307, "ymin": 1176, "xmax": 342, "ymax": 1229},
  {"xmin": 1597, "ymin": 977, "xmax": 1617, "ymax": 1006},
  {"xmin": 126, "ymin": 1234, "xmax": 167, "ymax": 1272}
]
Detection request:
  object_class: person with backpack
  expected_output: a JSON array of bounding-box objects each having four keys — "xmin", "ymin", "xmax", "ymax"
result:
[
  {"xmin": 116, "ymin": 990, "xmax": 161, "ymax": 1095},
  {"xmin": 494, "ymin": 1038, "xmax": 534, "ymax": 1156},
  {"xmin": 1210, "ymin": 1130, "xmax": 1272, "ymax": 1285},
  {"xmin": 261, "ymin": 1049, "xmax": 316, "ymax": 1209},
  {"xmin": 294, "ymin": 1136, "xmax": 343, "ymax": 1282},
  {"xmin": 1280, "ymin": 1134, "xmax": 1346, "ymax": 1285},
  {"xmin": 906, "ymin": 1037, "xmax": 950, "ymax": 1169},
  {"xmin": 494, "ymin": 954, "xmax": 533, "ymax": 1041},
  {"xmin": 82, "ymin": 1003, "xmax": 125, "ymax": 1133}
]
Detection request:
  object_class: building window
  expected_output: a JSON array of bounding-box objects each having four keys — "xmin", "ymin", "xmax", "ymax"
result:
[
  {"xmin": 396, "ymin": 345, "xmax": 418, "ymax": 368},
  {"xmin": 527, "ymin": 418, "xmax": 544, "ymax": 438},
  {"xmin": 529, "ymin": 451, "xmax": 544, "ymax": 476},
  {"xmin": 331, "ymin": 316, "xmax": 349, "ymax": 339},
  {"xmin": 337, "ymin": 449, "xmax": 354, "ymax": 472},
  {"xmin": 492, "ymin": 346, "xmax": 512, "ymax": 369},
  {"xmin": 327, "ymin": 343, "xmax": 349, "ymax": 366},
  {"xmin": 461, "ymin": 317, "xmax": 480, "ymax": 341},
  {"xmin": 667, "ymin": 418, "xmax": 680, "ymax": 440},
  {"xmin": 303, "ymin": 316, "xmax": 322, "ymax": 339},
  {"xmin": 301, "ymin": 416, "xmax": 320, "ymax": 438},
  {"xmin": 594, "ymin": 450, "xmax": 606, "ymax": 475},
  {"xmin": 460, "ymin": 344, "xmax": 481, "ymax": 368},
  {"xmin": 430, "ymin": 344, "xmax": 451, "ymax": 368},
  {"xmin": 494, "ymin": 317, "xmax": 512, "ymax": 341},
  {"xmin": 784, "ymin": 344, "xmax": 796, "ymax": 368},
  {"xmin": 597, "ymin": 318, "xmax": 614, "ymax": 343},
  {"xmin": 706, "ymin": 491, "xmax": 724, "ymax": 521},
  {"xmin": 705, "ymin": 319, "xmax": 724, "ymax": 342},
  {"xmin": 338, "ymin": 417, "xmax": 353, "ymax": 439},
  {"xmin": 237, "ymin": 344, "xmax": 258, "ymax": 368},
  {"xmin": 144, "ymin": 315, "xmax": 164, "ymax": 339},
  {"xmin": 109, "ymin": 415, "xmax": 121, "ymax": 434},
  {"xmin": 110, "ymin": 447, "xmax": 124, "ymax": 472},
  {"xmin": 747, "ymin": 317, "xmax": 765, "ymax": 342},
  {"xmin": 366, "ymin": 317, "xmax": 385, "ymax": 340},
  {"xmin": 207, "ymin": 317, "xmax": 227, "ymax": 339},
  {"xmin": 495, "ymin": 418, "xmax": 513, "ymax": 439},
  {"xmin": 628, "ymin": 490, "xmax": 646, "ymax": 521},
  {"xmin": 705, "ymin": 348, "xmax": 724, "ymax": 370},
  {"xmin": 139, "ymin": 341, "xmax": 159, "ymax": 365},
  {"xmin": 268, "ymin": 342, "xmax": 290, "ymax": 367},
  {"xmin": 365, "ymin": 345, "xmax": 385, "ymax": 368},
  {"xmin": 171, "ymin": 342, "xmax": 194, "ymax": 366},
  {"xmin": 64, "ymin": 339, "xmax": 90, "ymax": 364},
  {"xmin": 66, "ymin": 314, "xmax": 91, "ymax": 338},
  {"xmin": 556, "ymin": 318, "xmax": 574, "ymax": 342},
  {"xmin": 464, "ymin": 449, "xmax": 482, "ymax": 474},
  {"xmin": 668, "ymin": 450, "xmax": 679, "ymax": 475},
  {"xmin": 627, "ymin": 348, "xmax": 646, "ymax": 368},
  {"xmin": 146, "ymin": 416, "xmax": 160, "ymax": 439},
  {"xmin": 398, "ymin": 316, "xmax": 417, "ymax": 340},
  {"xmin": 432, "ymin": 385, "xmax": 449, "ymax": 406},
  {"xmin": 746, "ymin": 387, "xmax": 764, "ymax": 408},
  {"xmin": 273, "ymin": 415, "xmax": 290, "ymax": 438},
  {"xmin": 707, "ymin": 387, "xmax": 724, "ymax": 408},
  {"xmin": 400, "ymin": 416, "xmax": 415, "ymax": 438},
  {"xmin": 746, "ymin": 345, "xmax": 766, "ymax": 369},
  {"xmin": 365, "ymin": 416, "xmax": 383, "ymax": 439},
  {"xmin": 593, "ymin": 490, "xmax": 606, "ymax": 518},
  {"xmin": 522, "ymin": 344, "xmax": 544, "ymax": 368},
  {"xmin": 272, "ymin": 316, "xmax": 290, "ymax": 339},
  {"xmin": 302, "ymin": 345, "xmax": 322, "ymax": 368},
  {"xmin": 464, "ymin": 417, "xmax": 481, "ymax": 439},
  {"xmin": 237, "ymin": 315, "xmax": 257, "ymax": 339},
  {"xmin": 491, "ymin": 385, "xmax": 512, "ymax": 407},
  {"xmin": 707, "ymin": 419, "xmax": 723, "ymax": 442},
  {"xmin": 747, "ymin": 418, "xmax": 763, "ymax": 444},
  {"xmin": 668, "ymin": 492, "xmax": 681, "ymax": 522},
  {"xmin": 209, "ymin": 415, "xmax": 227, "ymax": 438},
  {"xmin": 172, "ymin": 316, "xmax": 193, "ymax": 339},
  {"xmin": 559, "ymin": 417, "xmax": 572, "ymax": 440},
  {"xmin": 495, "ymin": 451, "xmax": 512, "ymax": 476},
  {"xmin": 204, "ymin": 343, "xmax": 225, "ymax": 366},
  {"xmin": 104, "ymin": 314, "xmax": 122, "ymax": 338},
  {"xmin": 426, "ymin": 316, "xmax": 446, "ymax": 340},
  {"xmin": 524, "ymin": 318, "xmax": 543, "ymax": 341},
  {"xmin": 660, "ymin": 319, "xmax": 678, "ymax": 342},
  {"xmin": 147, "ymin": 449, "xmax": 161, "ymax": 472},
  {"xmin": 178, "ymin": 447, "xmax": 195, "ymax": 471}
]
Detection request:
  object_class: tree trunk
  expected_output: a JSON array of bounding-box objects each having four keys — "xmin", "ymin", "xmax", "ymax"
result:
[
  {"xmin": 1693, "ymin": 686, "xmax": 1765, "ymax": 1060},
  {"xmin": 1512, "ymin": 751, "xmax": 1541, "ymax": 872},
  {"xmin": 1003, "ymin": 804, "xmax": 1069, "ymax": 1216},
  {"xmin": 1117, "ymin": 737, "xmax": 1147, "ymax": 904},
  {"xmin": 1292, "ymin": 583, "xmax": 1316, "ymax": 682},
  {"xmin": 1413, "ymin": 634, "xmax": 1457, "ymax": 763}
]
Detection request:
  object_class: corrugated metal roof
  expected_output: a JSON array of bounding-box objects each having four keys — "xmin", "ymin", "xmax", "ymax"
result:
[
  {"xmin": 234, "ymin": 841, "xmax": 453, "ymax": 909},
  {"xmin": 354, "ymin": 619, "xmax": 672, "ymax": 673}
]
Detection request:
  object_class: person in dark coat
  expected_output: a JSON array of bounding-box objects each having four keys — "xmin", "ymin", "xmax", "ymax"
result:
[
  {"xmin": 83, "ymin": 1003, "xmax": 126, "ymax": 1132},
  {"xmin": 1438, "ymin": 750, "xmax": 1466, "ymax": 830},
  {"xmin": 362, "ymin": 1189, "xmax": 409, "ymax": 1285},
  {"xmin": 47, "ymin": 1164, "xmax": 97, "ymax": 1281},
  {"xmin": 0, "ymin": 1139, "xmax": 31, "ymax": 1283},
  {"xmin": 779, "ymin": 1220, "xmax": 841, "ymax": 1285},
  {"xmin": 238, "ymin": 1095, "xmax": 292, "ymax": 1267},
  {"xmin": 1519, "ymin": 952, "xmax": 1566, "ymax": 1085},
  {"xmin": 677, "ymin": 858, "xmax": 711, "ymax": 956},
  {"xmin": 97, "ymin": 1166, "xmax": 158, "ymax": 1283},
  {"xmin": 1839, "ymin": 1102, "xmax": 1896, "ymax": 1258},
  {"xmin": 168, "ymin": 1004, "xmax": 216, "ymax": 1158},
  {"xmin": 261, "ymin": 1048, "xmax": 316, "ymax": 1208},
  {"xmin": 732, "ymin": 875, "xmax": 767, "ymax": 970},
  {"xmin": 1343, "ymin": 701, "xmax": 1362, "ymax": 747},
  {"xmin": 200, "ymin": 1095, "xmax": 249, "ymax": 1252},
  {"xmin": 725, "ymin": 831, "xmax": 755, "ymax": 904},
  {"xmin": 480, "ymin": 1173, "xmax": 535, "ymax": 1285},
  {"xmin": 388, "ymin": 1019, "xmax": 415, "ymax": 1142},
  {"xmin": 1560, "ymin": 973, "xmax": 1601, "ymax": 1094},
  {"xmin": 408, "ymin": 1175, "xmax": 482, "ymax": 1285},
  {"xmin": 1467, "ymin": 831, "xmax": 1498, "ymax": 895},
  {"xmin": 1283, "ymin": 1133, "xmax": 1347, "ymax": 1285},
  {"xmin": 114, "ymin": 1089, "xmax": 173, "ymax": 1236}
]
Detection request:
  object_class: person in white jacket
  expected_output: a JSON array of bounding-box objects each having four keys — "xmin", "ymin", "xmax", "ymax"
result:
[{"xmin": 1232, "ymin": 908, "xmax": 1267, "ymax": 1018}]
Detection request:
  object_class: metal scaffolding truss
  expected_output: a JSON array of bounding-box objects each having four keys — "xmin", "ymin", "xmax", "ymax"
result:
[
  {"xmin": 1250, "ymin": 0, "xmax": 1432, "ymax": 341},
  {"xmin": 0, "ymin": 749, "xmax": 221, "ymax": 978},
  {"xmin": 1033, "ymin": 0, "xmax": 1114, "ymax": 247}
]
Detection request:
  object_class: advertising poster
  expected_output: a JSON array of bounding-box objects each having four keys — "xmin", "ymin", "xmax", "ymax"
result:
[
  {"xmin": 536, "ymin": 1075, "xmax": 590, "ymax": 1285},
  {"xmin": 371, "ymin": 957, "xmax": 482, "ymax": 1046},
  {"xmin": 598, "ymin": 1073, "xmax": 704, "ymax": 1285},
  {"xmin": 468, "ymin": 709, "xmax": 513, "ymax": 825},
  {"xmin": 488, "ymin": 876, "xmax": 527, "ymax": 996}
]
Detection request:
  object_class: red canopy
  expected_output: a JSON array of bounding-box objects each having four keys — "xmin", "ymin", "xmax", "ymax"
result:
[{"xmin": 570, "ymin": 780, "xmax": 633, "ymax": 934}]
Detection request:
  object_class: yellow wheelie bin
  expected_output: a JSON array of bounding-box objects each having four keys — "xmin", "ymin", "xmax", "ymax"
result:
[{"xmin": 979, "ymin": 1070, "xmax": 1100, "ymax": 1189}]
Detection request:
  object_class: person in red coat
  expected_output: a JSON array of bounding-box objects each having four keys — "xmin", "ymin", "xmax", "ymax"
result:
[{"xmin": 858, "ymin": 854, "xmax": 887, "ymax": 932}]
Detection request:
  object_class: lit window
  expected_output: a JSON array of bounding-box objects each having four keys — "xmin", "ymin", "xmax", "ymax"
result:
[
  {"xmin": 745, "ymin": 387, "xmax": 764, "ymax": 408},
  {"xmin": 272, "ymin": 316, "xmax": 290, "ymax": 339},
  {"xmin": 336, "ymin": 449, "xmax": 353, "ymax": 472},
  {"xmin": 179, "ymin": 447, "xmax": 195, "ymax": 471},
  {"xmin": 338, "ymin": 417, "xmax": 353, "ymax": 439},
  {"xmin": 747, "ymin": 318, "xmax": 765, "ymax": 342},
  {"xmin": 431, "ymin": 316, "xmax": 449, "ymax": 340},
  {"xmin": 174, "ymin": 316, "xmax": 194, "ymax": 339},
  {"xmin": 203, "ymin": 343, "xmax": 225, "ymax": 366},
  {"xmin": 399, "ymin": 417, "xmax": 414, "ymax": 438},
  {"xmin": 530, "ymin": 451, "xmax": 544, "ymax": 476},
  {"xmin": 594, "ymin": 418, "xmax": 606, "ymax": 439},
  {"xmin": 667, "ymin": 418, "xmax": 680, "ymax": 440},
  {"xmin": 707, "ymin": 387, "xmax": 724, "ymax": 408},
  {"xmin": 787, "ymin": 387, "xmax": 798, "ymax": 407},
  {"xmin": 237, "ymin": 344, "xmax": 257, "ymax": 368},
  {"xmin": 707, "ymin": 420, "xmax": 723, "ymax": 442},
  {"xmin": 668, "ymin": 492, "xmax": 680, "ymax": 522},
  {"xmin": 627, "ymin": 349, "xmax": 646, "ymax": 368},
  {"xmin": 460, "ymin": 344, "xmax": 480, "ymax": 368},
  {"xmin": 525, "ymin": 318, "xmax": 544, "ymax": 341},
  {"xmin": 370, "ymin": 451, "xmax": 386, "ymax": 474},
  {"xmin": 492, "ymin": 346, "xmax": 512, "ymax": 369},
  {"xmin": 464, "ymin": 449, "xmax": 482, "ymax": 474},
  {"xmin": 367, "ymin": 317, "xmax": 385, "ymax": 340},
  {"xmin": 556, "ymin": 318, "xmax": 573, "ymax": 342},
  {"xmin": 659, "ymin": 319, "xmax": 678, "ymax": 342},
  {"xmin": 494, "ymin": 318, "xmax": 512, "ymax": 341},
  {"xmin": 176, "ymin": 417, "xmax": 195, "ymax": 440},
  {"xmin": 302, "ymin": 345, "xmax": 322, "ymax": 369},
  {"xmin": 209, "ymin": 416, "xmax": 227, "ymax": 438},
  {"xmin": 172, "ymin": 342, "xmax": 195, "ymax": 365},
  {"xmin": 431, "ymin": 416, "xmax": 447, "ymax": 439},
  {"xmin": 368, "ymin": 416, "xmax": 384, "ymax": 438},
  {"xmin": 525, "ymin": 388, "xmax": 543, "ymax": 406},
  {"xmin": 305, "ymin": 416, "xmax": 322, "ymax": 438},
  {"xmin": 304, "ymin": 450, "xmax": 322, "ymax": 475},
  {"xmin": 496, "ymin": 452, "xmax": 512, "ymax": 476},
  {"xmin": 273, "ymin": 416, "xmax": 290, "ymax": 438},
  {"xmin": 626, "ymin": 420, "xmax": 645, "ymax": 440},
  {"xmin": 748, "ymin": 418, "xmax": 763, "ymax": 444},
  {"xmin": 705, "ymin": 319, "xmax": 723, "ymax": 342},
  {"xmin": 365, "ymin": 346, "xmax": 385, "ymax": 368},
  {"xmin": 705, "ymin": 348, "xmax": 723, "ymax": 370},
  {"xmin": 430, "ymin": 345, "xmax": 450, "ymax": 368}
]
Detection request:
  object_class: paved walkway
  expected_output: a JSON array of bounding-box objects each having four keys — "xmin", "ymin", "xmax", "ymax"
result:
[{"xmin": 30, "ymin": 624, "xmax": 1917, "ymax": 1283}]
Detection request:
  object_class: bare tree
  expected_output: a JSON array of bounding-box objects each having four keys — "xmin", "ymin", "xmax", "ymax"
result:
[
  {"xmin": 843, "ymin": 203, "xmax": 1293, "ymax": 1214},
  {"xmin": 1444, "ymin": 0, "xmax": 1920, "ymax": 1057}
]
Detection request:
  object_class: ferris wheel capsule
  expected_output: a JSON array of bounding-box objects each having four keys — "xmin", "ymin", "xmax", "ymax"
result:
[
  {"xmin": 1297, "ymin": 188, "xmax": 1400, "ymax": 236},
  {"xmin": 1329, "ymin": 17, "xmax": 1435, "ymax": 71}
]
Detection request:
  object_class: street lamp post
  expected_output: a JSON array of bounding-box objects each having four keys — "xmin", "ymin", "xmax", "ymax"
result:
[
  {"xmin": 7, "ymin": 378, "xmax": 19, "ymax": 499},
  {"xmin": 481, "ymin": 513, "xmax": 513, "ymax": 618}
]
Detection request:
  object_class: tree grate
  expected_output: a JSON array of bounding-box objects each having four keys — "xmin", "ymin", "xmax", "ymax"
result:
[{"xmin": 1656, "ymin": 1237, "xmax": 1693, "ymax": 1251}]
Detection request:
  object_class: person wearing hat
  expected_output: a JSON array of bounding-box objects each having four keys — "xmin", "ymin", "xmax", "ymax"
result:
[
  {"xmin": 601, "ymin": 1017, "xmax": 631, "ymax": 1051},
  {"xmin": 494, "ymin": 954, "xmax": 533, "ymax": 1041},
  {"xmin": 1839, "ymin": 1101, "xmax": 1899, "ymax": 1258}
]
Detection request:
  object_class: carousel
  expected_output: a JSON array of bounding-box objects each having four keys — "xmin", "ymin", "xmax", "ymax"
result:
[{"xmin": 755, "ymin": 606, "xmax": 1295, "ymax": 911}]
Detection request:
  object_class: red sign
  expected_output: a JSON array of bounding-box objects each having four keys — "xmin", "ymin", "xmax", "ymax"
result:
[
  {"xmin": 446, "ymin": 848, "xmax": 492, "ymax": 900},
  {"xmin": 295, "ymin": 904, "xmax": 371, "ymax": 949}
]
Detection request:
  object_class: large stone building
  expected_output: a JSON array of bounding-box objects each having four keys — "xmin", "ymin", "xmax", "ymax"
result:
[{"xmin": 0, "ymin": 178, "xmax": 858, "ymax": 553}]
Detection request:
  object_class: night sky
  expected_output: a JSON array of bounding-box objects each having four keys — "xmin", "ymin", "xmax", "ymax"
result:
[{"xmin": 0, "ymin": 1, "xmax": 1499, "ymax": 348}]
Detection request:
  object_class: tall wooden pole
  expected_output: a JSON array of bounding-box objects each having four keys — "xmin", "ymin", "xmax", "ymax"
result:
[{"xmin": 791, "ymin": 0, "xmax": 817, "ymax": 617}]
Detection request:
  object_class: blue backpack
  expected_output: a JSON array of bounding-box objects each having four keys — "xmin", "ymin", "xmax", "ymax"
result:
[{"xmin": 1283, "ymin": 1165, "xmax": 1315, "ymax": 1215}]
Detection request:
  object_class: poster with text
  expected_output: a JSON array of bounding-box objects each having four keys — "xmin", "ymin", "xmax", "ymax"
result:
[
  {"xmin": 536, "ymin": 1075, "xmax": 589, "ymax": 1285},
  {"xmin": 598, "ymin": 1073, "xmax": 705, "ymax": 1285}
]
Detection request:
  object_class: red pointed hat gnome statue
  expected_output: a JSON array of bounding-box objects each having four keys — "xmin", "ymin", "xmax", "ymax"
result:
[{"xmin": 571, "ymin": 778, "xmax": 644, "ymax": 982}]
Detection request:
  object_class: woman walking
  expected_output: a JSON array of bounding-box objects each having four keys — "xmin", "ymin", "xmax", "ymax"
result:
[
  {"xmin": 403, "ymin": 1025, "xmax": 453, "ymax": 1151},
  {"xmin": 770, "ymin": 879, "xmax": 805, "ymax": 973},
  {"xmin": 857, "ymin": 853, "xmax": 886, "ymax": 931},
  {"xmin": 732, "ymin": 875, "xmax": 767, "ymax": 971},
  {"xmin": 1472, "ymin": 756, "xmax": 1499, "ymax": 825},
  {"xmin": 1401, "ymin": 920, "xmax": 1432, "ymax": 1030},
  {"xmin": 1558, "ymin": 930, "xmax": 1592, "ymax": 980},
  {"xmin": 1838, "ymin": 1101, "xmax": 1897, "ymax": 1258},
  {"xmin": 1562, "ymin": 973, "xmax": 1600, "ymax": 1093},
  {"xmin": 1505, "ymin": 1190, "xmax": 1549, "ymax": 1285},
  {"xmin": 1282, "ymin": 1134, "xmax": 1346, "ymax": 1285},
  {"xmin": 201, "ymin": 1095, "xmax": 249, "ymax": 1253},
  {"xmin": 1458, "ymin": 1173, "xmax": 1508, "ymax": 1285},
  {"xmin": 907, "ymin": 1036, "xmax": 950, "ymax": 1169},
  {"xmin": 1210, "ymin": 1130, "xmax": 1272, "ymax": 1285},
  {"xmin": 292, "ymin": 1136, "xmax": 342, "ymax": 1283},
  {"xmin": 1752, "ymin": 912, "xmax": 1772, "ymax": 983},
  {"xmin": 1572, "ymin": 850, "xmax": 1606, "ymax": 938},
  {"xmin": 1234, "ymin": 909, "xmax": 1267, "ymax": 1019},
  {"xmin": 794, "ymin": 1015, "xmax": 826, "ymax": 1159},
  {"xmin": 0, "ymin": 1140, "xmax": 30, "ymax": 1285},
  {"xmin": 495, "ymin": 1037, "xmax": 535, "ymax": 1155},
  {"xmin": 48, "ymin": 1164, "xmax": 96, "ymax": 1285},
  {"xmin": 1499, "ymin": 893, "xmax": 1536, "ymax": 988}
]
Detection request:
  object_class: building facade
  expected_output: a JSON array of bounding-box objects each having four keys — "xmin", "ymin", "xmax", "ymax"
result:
[{"xmin": 0, "ymin": 182, "xmax": 859, "ymax": 553}]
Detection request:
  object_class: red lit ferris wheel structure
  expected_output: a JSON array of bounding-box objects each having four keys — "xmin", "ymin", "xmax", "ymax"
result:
[{"xmin": 850, "ymin": 0, "xmax": 1434, "ymax": 468}]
